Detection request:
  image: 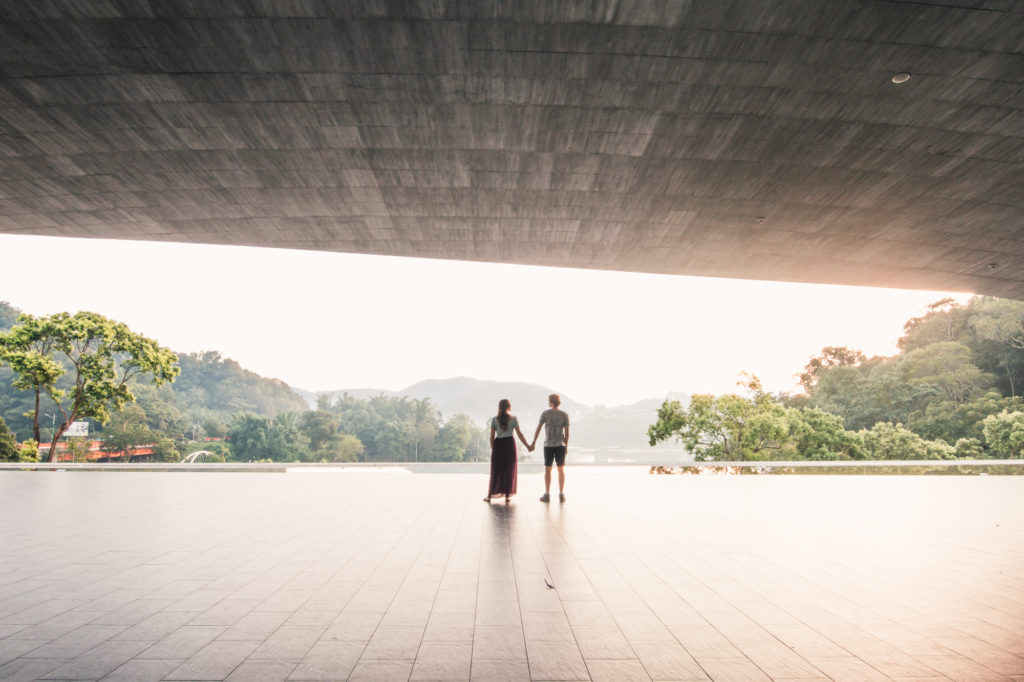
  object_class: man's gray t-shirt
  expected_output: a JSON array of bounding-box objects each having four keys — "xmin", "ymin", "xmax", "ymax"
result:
[{"xmin": 539, "ymin": 408, "xmax": 569, "ymax": 447}]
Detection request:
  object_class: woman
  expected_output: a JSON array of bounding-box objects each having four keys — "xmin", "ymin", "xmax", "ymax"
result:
[{"xmin": 485, "ymin": 398, "xmax": 532, "ymax": 503}]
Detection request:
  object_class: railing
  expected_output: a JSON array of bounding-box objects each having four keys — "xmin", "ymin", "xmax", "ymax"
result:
[{"xmin": 1, "ymin": 460, "xmax": 1023, "ymax": 473}]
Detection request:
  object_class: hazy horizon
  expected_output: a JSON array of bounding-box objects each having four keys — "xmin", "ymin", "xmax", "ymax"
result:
[
  {"xmin": 290, "ymin": 375, "xmax": 689, "ymax": 410},
  {"xmin": 1, "ymin": 234, "xmax": 972, "ymax": 406}
]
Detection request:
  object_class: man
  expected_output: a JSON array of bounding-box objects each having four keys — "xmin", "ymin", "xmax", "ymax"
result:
[{"xmin": 532, "ymin": 393, "xmax": 569, "ymax": 503}]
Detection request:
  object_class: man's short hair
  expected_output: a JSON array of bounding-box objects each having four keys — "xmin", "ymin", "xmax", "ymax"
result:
[{"xmin": 548, "ymin": 393, "xmax": 560, "ymax": 407}]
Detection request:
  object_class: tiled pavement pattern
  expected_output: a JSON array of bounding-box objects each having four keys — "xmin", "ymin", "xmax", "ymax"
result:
[{"xmin": 0, "ymin": 470, "xmax": 1022, "ymax": 681}]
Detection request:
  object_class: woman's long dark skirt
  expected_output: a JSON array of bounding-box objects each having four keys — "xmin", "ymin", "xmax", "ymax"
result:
[{"xmin": 488, "ymin": 436, "xmax": 518, "ymax": 497}]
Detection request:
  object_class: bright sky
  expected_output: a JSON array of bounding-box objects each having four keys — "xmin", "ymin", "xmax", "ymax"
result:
[{"xmin": 0, "ymin": 234, "xmax": 972, "ymax": 407}]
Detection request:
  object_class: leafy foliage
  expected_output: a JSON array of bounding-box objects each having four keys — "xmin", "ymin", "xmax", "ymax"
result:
[
  {"xmin": 227, "ymin": 413, "xmax": 309, "ymax": 462},
  {"xmin": 790, "ymin": 297, "xmax": 1024, "ymax": 458},
  {"xmin": 785, "ymin": 408, "xmax": 865, "ymax": 461},
  {"xmin": 0, "ymin": 416, "xmax": 18, "ymax": 461},
  {"xmin": 173, "ymin": 351, "xmax": 308, "ymax": 419},
  {"xmin": 0, "ymin": 311, "xmax": 179, "ymax": 461},
  {"xmin": 859, "ymin": 422, "xmax": 953, "ymax": 460},
  {"xmin": 654, "ymin": 296, "xmax": 1024, "ymax": 461},
  {"xmin": 982, "ymin": 410, "xmax": 1024, "ymax": 459},
  {"xmin": 323, "ymin": 393, "xmax": 487, "ymax": 462},
  {"xmin": 0, "ymin": 303, "xmax": 486, "ymax": 463},
  {"xmin": 649, "ymin": 376, "xmax": 792, "ymax": 461}
]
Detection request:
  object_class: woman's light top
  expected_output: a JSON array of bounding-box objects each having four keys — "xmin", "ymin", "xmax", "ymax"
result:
[{"xmin": 490, "ymin": 415, "xmax": 519, "ymax": 438}]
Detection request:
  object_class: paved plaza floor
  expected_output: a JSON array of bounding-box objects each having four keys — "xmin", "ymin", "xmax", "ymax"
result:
[{"xmin": 0, "ymin": 469, "xmax": 1022, "ymax": 681}]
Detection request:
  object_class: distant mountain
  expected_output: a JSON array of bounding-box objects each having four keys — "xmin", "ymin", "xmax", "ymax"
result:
[
  {"xmin": 574, "ymin": 397, "xmax": 684, "ymax": 450},
  {"xmin": 299, "ymin": 377, "xmax": 585, "ymax": 424},
  {"xmin": 404, "ymin": 377, "xmax": 589, "ymax": 423},
  {"xmin": 299, "ymin": 377, "xmax": 689, "ymax": 450}
]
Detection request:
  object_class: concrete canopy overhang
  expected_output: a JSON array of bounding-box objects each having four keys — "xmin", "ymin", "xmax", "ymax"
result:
[{"xmin": 1, "ymin": 1, "xmax": 1022, "ymax": 297}]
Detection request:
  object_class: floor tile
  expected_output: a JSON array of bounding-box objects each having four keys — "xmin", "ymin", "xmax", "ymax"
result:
[
  {"xmin": 165, "ymin": 640, "xmax": 258, "ymax": 680},
  {"xmin": 586, "ymin": 658, "xmax": 652, "ymax": 681},
  {"xmin": 225, "ymin": 659, "xmax": 297, "ymax": 681},
  {"xmin": 98, "ymin": 657, "xmax": 184, "ymax": 682},
  {"xmin": 287, "ymin": 641, "xmax": 364, "ymax": 681},
  {"xmin": 525, "ymin": 641, "xmax": 589, "ymax": 681},
  {"xmin": 2, "ymin": 472, "xmax": 1022, "ymax": 682},
  {"xmin": 410, "ymin": 641, "xmax": 472, "ymax": 680},
  {"xmin": 471, "ymin": 659, "xmax": 532, "ymax": 681},
  {"xmin": 348, "ymin": 658, "xmax": 414, "ymax": 681}
]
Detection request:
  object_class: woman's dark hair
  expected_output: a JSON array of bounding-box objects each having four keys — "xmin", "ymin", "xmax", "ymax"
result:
[{"xmin": 497, "ymin": 398, "xmax": 511, "ymax": 430}]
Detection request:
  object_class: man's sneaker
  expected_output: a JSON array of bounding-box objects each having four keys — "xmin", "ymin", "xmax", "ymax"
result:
[
  {"xmin": 559, "ymin": 493, "xmax": 566, "ymax": 503},
  {"xmin": 539, "ymin": 493, "xmax": 550, "ymax": 503}
]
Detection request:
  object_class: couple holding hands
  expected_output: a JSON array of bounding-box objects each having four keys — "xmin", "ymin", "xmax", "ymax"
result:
[{"xmin": 484, "ymin": 393, "xmax": 569, "ymax": 504}]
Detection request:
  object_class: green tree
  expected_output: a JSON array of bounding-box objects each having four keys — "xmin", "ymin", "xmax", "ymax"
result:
[
  {"xmin": 970, "ymin": 298, "xmax": 1024, "ymax": 350},
  {"xmin": 296, "ymin": 409, "xmax": 364, "ymax": 461},
  {"xmin": 299, "ymin": 410, "xmax": 341, "ymax": 453},
  {"xmin": 0, "ymin": 416, "xmax": 18, "ymax": 461},
  {"xmin": 905, "ymin": 392, "xmax": 1024, "ymax": 444},
  {"xmin": 434, "ymin": 414, "xmax": 478, "ymax": 461},
  {"xmin": 953, "ymin": 437, "xmax": 984, "ymax": 459},
  {"xmin": 799, "ymin": 346, "xmax": 866, "ymax": 391},
  {"xmin": 981, "ymin": 410, "xmax": 1024, "ymax": 458},
  {"xmin": 64, "ymin": 437, "xmax": 92, "ymax": 463},
  {"xmin": 898, "ymin": 298, "xmax": 970, "ymax": 352},
  {"xmin": 100, "ymin": 403, "xmax": 156, "ymax": 459},
  {"xmin": 202, "ymin": 417, "xmax": 228, "ymax": 439},
  {"xmin": 901, "ymin": 342, "xmax": 992, "ymax": 407},
  {"xmin": 970, "ymin": 297, "xmax": 1024, "ymax": 395},
  {"xmin": 152, "ymin": 438, "xmax": 181, "ymax": 463},
  {"xmin": 0, "ymin": 312, "xmax": 179, "ymax": 462},
  {"xmin": 802, "ymin": 357, "xmax": 918, "ymax": 431},
  {"xmin": 785, "ymin": 408, "xmax": 865, "ymax": 460},
  {"xmin": 648, "ymin": 376, "xmax": 790, "ymax": 461},
  {"xmin": 859, "ymin": 422, "xmax": 954, "ymax": 460},
  {"xmin": 131, "ymin": 383, "xmax": 187, "ymax": 437},
  {"xmin": 327, "ymin": 394, "xmax": 441, "ymax": 461},
  {"xmin": 329, "ymin": 434, "xmax": 364, "ymax": 462},
  {"xmin": 226, "ymin": 414, "xmax": 275, "ymax": 461},
  {"xmin": 227, "ymin": 412, "xmax": 310, "ymax": 462},
  {"xmin": 18, "ymin": 439, "xmax": 39, "ymax": 462}
]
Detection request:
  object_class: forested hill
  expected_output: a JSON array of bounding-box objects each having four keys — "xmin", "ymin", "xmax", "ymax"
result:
[
  {"xmin": 173, "ymin": 351, "xmax": 307, "ymax": 417},
  {"xmin": 299, "ymin": 377, "xmax": 587, "ymax": 423}
]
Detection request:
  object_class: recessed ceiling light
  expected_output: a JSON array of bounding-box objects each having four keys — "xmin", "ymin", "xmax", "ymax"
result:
[{"xmin": 891, "ymin": 72, "xmax": 911, "ymax": 84}]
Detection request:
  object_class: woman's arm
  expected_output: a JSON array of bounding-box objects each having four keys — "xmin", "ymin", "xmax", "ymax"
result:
[
  {"xmin": 515, "ymin": 423, "xmax": 531, "ymax": 448},
  {"xmin": 489, "ymin": 425, "xmax": 496, "ymax": 450}
]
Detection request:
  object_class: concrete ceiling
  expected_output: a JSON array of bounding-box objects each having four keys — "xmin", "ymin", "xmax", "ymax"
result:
[{"xmin": 1, "ymin": 1, "xmax": 1023, "ymax": 297}]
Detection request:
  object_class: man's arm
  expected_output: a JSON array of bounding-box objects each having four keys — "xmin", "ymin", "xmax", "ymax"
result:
[
  {"xmin": 563, "ymin": 424, "xmax": 570, "ymax": 449},
  {"xmin": 532, "ymin": 420, "xmax": 543, "ymax": 446}
]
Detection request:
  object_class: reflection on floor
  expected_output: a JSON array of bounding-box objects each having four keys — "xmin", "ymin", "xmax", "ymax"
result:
[{"xmin": 0, "ymin": 470, "xmax": 1022, "ymax": 681}]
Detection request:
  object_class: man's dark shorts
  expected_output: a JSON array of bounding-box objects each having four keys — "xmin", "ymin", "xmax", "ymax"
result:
[{"xmin": 544, "ymin": 446, "xmax": 566, "ymax": 467}]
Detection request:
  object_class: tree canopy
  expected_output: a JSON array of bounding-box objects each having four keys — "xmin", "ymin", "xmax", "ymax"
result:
[
  {"xmin": 0, "ymin": 416, "xmax": 18, "ymax": 462},
  {"xmin": 651, "ymin": 297, "xmax": 1024, "ymax": 461},
  {"xmin": 0, "ymin": 311, "xmax": 179, "ymax": 461}
]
